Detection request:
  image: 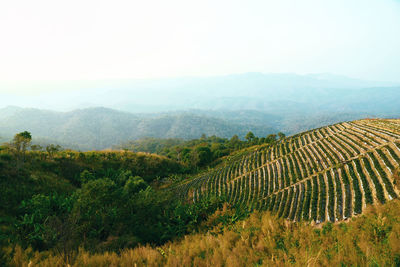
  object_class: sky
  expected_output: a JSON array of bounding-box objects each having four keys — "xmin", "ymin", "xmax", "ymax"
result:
[{"xmin": 1, "ymin": 0, "xmax": 400, "ymax": 94}]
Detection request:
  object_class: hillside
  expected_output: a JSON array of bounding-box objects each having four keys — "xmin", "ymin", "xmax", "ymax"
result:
[
  {"xmin": 176, "ymin": 119, "xmax": 400, "ymax": 223},
  {"xmin": 0, "ymin": 107, "xmax": 277, "ymax": 150},
  {"xmin": 2, "ymin": 118, "xmax": 400, "ymax": 266},
  {"xmin": 13, "ymin": 199, "xmax": 400, "ymax": 266}
]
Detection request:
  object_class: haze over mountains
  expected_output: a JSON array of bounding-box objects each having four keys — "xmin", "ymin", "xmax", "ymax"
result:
[
  {"xmin": 1, "ymin": 73, "xmax": 400, "ymax": 150},
  {"xmin": 0, "ymin": 107, "xmax": 278, "ymax": 150},
  {"xmin": 2, "ymin": 73, "xmax": 399, "ymax": 112}
]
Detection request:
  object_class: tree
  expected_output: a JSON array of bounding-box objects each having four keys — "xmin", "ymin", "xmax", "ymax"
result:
[
  {"xmin": 10, "ymin": 131, "xmax": 32, "ymax": 166},
  {"xmin": 72, "ymin": 178, "xmax": 119, "ymax": 241},
  {"xmin": 46, "ymin": 144, "xmax": 61, "ymax": 159},
  {"xmin": 265, "ymin": 134, "xmax": 277, "ymax": 144},
  {"xmin": 123, "ymin": 176, "xmax": 148, "ymax": 195},
  {"xmin": 80, "ymin": 170, "xmax": 96, "ymax": 184},
  {"xmin": 278, "ymin": 132, "xmax": 286, "ymax": 140},
  {"xmin": 211, "ymin": 143, "xmax": 228, "ymax": 158},
  {"xmin": 191, "ymin": 145, "xmax": 213, "ymax": 167},
  {"xmin": 229, "ymin": 135, "xmax": 241, "ymax": 149},
  {"xmin": 245, "ymin": 131, "xmax": 255, "ymax": 142},
  {"xmin": 179, "ymin": 147, "xmax": 192, "ymax": 164},
  {"xmin": 16, "ymin": 193, "xmax": 74, "ymax": 251}
]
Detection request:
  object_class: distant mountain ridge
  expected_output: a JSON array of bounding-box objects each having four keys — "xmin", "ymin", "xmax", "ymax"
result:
[
  {"xmin": 0, "ymin": 105, "xmax": 397, "ymax": 151},
  {"xmin": 0, "ymin": 106, "xmax": 277, "ymax": 150},
  {"xmin": 1, "ymin": 73, "xmax": 399, "ymax": 112},
  {"xmin": 1, "ymin": 73, "xmax": 400, "ymax": 150}
]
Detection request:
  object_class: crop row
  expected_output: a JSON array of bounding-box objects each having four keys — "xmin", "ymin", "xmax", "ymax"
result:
[{"xmin": 176, "ymin": 119, "xmax": 400, "ymax": 222}]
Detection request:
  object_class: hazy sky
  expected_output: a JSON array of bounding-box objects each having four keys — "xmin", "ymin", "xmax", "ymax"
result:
[{"xmin": 1, "ymin": 0, "xmax": 400, "ymax": 87}]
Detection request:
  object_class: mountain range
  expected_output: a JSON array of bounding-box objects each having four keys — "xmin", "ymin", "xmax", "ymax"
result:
[
  {"xmin": 0, "ymin": 107, "xmax": 278, "ymax": 150},
  {"xmin": 1, "ymin": 73, "xmax": 399, "ymax": 113},
  {"xmin": 1, "ymin": 73, "xmax": 400, "ymax": 150}
]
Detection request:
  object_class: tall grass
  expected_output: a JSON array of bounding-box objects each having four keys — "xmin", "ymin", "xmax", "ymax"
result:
[{"xmin": 6, "ymin": 199, "xmax": 400, "ymax": 267}]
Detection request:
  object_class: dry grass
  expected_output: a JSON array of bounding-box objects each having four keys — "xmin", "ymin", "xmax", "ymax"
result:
[{"xmin": 7, "ymin": 199, "xmax": 400, "ymax": 267}]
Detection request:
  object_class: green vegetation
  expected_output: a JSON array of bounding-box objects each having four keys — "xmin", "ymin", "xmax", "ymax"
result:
[
  {"xmin": 120, "ymin": 132, "xmax": 283, "ymax": 170},
  {"xmin": 341, "ymin": 168, "xmax": 353, "ymax": 218},
  {"xmin": 311, "ymin": 176, "xmax": 319, "ymax": 221},
  {"xmin": 354, "ymin": 158, "xmax": 373, "ymax": 205},
  {"xmin": 334, "ymin": 169, "xmax": 343, "ymax": 220},
  {"xmin": 318, "ymin": 174, "xmax": 326, "ymax": 222},
  {"xmin": 347, "ymin": 164, "xmax": 362, "ymax": 214},
  {"xmin": 302, "ymin": 179, "xmax": 312, "ymax": 220},
  {"xmin": 2, "ymin": 118, "xmax": 400, "ymax": 266},
  {"xmin": 175, "ymin": 119, "xmax": 400, "ymax": 225},
  {"xmin": 7, "ymin": 200, "xmax": 400, "ymax": 266},
  {"xmin": 1, "ymin": 132, "xmax": 243, "ymax": 265},
  {"xmin": 363, "ymin": 157, "xmax": 386, "ymax": 204},
  {"xmin": 326, "ymin": 171, "xmax": 335, "ymax": 222},
  {"xmin": 368, "ymin": 152, "xmax": 398, "ymax": 199}
]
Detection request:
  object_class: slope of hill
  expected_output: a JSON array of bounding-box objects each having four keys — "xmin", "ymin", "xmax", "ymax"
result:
[
  {"xmin": 176, "ymin": 119, "xmax": 400, "ymax": 223},
  {"xmin": 2, "ymin": 118, "xmax": 400, "ymax": 266},
  {"xmin": 0, "ymin": 107, "xmax": 277, "ymax": 150},
  {"xmin": 14, "ymin": 199, "xmax": 400, "ymax": 266}
]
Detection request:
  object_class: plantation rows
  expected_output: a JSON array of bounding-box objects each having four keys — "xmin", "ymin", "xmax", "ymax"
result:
[{"xmin": 176, "ymin": 119, "xmax": 400, "ymax": 222}]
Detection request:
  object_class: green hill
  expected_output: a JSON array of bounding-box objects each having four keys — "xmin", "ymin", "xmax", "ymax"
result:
[
  {"xmin": 2, "ymin": 118, "xmax": 400, "ymax": 266},
  {"xmin": 175, "ymin": 118, "xmax": 400, "ymax": 223}
]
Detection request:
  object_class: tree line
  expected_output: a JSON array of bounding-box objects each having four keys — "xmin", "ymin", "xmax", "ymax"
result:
[{"xmin": 119, "ymin": 131, "xmax": 286, "ymax": 170}]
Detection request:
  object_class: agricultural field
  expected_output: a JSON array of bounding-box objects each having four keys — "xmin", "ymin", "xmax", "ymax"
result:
[{"xmin": 175, "ymin": 119, "xmax": 400, "ymax": 223}]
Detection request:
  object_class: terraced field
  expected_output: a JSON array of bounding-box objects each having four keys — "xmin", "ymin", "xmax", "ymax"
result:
[{"xmin": 175, "ymin": 119, "xmax": 400, "ymax": 223}]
